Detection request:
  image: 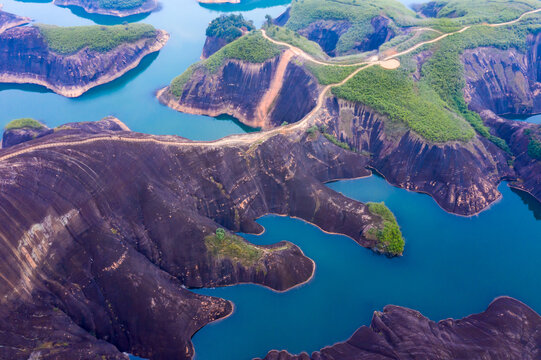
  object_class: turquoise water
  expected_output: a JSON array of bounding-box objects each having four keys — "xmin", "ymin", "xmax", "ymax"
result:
[
  {"xmin": 1, "ymin": 1, "xmax": 540, "ymax": 359},
  {"xmin": 193, "ymin": 175, "xmax": 541, "ymax": 359},
  {"xmin": 0, "ymin": 0, "xmax": 288, "ymax": 139}
]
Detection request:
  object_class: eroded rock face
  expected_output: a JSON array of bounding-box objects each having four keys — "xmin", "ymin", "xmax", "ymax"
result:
[
  {"xmin": 259, "ymin": 297, "xmax": 541, "ymax": 360},
  {"xmin": 354, "ymin": 16, "xmax": 395, "ymax": 53},
  {"xmin": 159, "ymin": 52, "xmax": 319, "ymax": 129},
  {"xmin": 0, "ymin": 118, "xmax": 386, "ymax": 359},
  {"xmin": 298, "ymin": 20, "xmax": 351, "ymax": 57},
  {"xmin": 0, "ymin": 25, "xmax": 169, "ymax": 97},
  {"xmin": 0, "ymin": 8, "xmax": 30, "ymax": 35},
  {"xmin": 201, "ymin": 35, "xmax": 229, "ymax": 58},
  {"xmin": 321, "ymin": 98, "xmax": 513, "ymax": 215},
  {"xmin": 2, "ymin": 124, "xmax": 52, "ymax": 148},
  {"xmin": 463, "ymin": 33, "xmax": 541, "ymax": 115},
  {"xmin": 53, "ymin": 0, "xmax": 158, "ymax": 17}
]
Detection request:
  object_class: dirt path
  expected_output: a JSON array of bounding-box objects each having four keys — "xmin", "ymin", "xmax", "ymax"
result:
[{"xmin": 2, "ymin": 7, "xmax": 539, "ymax": 161}]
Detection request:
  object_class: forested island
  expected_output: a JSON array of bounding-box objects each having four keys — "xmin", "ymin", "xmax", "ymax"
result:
[{"xmin": 53, "ymin": 0, "xmax": 159, "ymax": 17}]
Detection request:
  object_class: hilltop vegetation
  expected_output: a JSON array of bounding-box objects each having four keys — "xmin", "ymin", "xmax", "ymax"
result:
[
  {"xmin": 36, "ymin": 23, "xmax": 157, "ymax": 54},
  {"xmin": 98, "ymin": 0, "xmax": 146, "ymax": 10},
  {"xmin": 206, "ymin": 14, "xmax": 255, "ymax": 42},
  {"xmin": 367, "ymin": 202, "xmax": 404, "ymax": 256},
  {"xmin": 417, "ymin": 0, "xmax": 541, "ymax": 25},
  {"xmin": 170, "ymin": 31, "xmax": 282, "ymax": 96},
  {"xmin": 305, "ymin": 62, "xmax": 359, "ymax": 85},
  {"xmin": 284, "ymin": 0, "xmax": 417, "ymax": 55},
  {"xmin": 265, "ymin": 25, "xmax": 325, "ymax": 59},
  {"xmin": 332, "ymin": 66, "xmax": 475, "ymax": 143},
  {"xmin": 5, "ymin": 118, "xmax": 44, "ymax": 131}
]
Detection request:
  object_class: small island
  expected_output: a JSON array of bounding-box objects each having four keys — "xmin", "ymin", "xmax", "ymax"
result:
[
  {"xmin": 0, "ymin": 12, "xmax": 169, "ymax": 97},
  {"xmin": 202, "ymin": 14, "xmax": 255, "ymax": 58},
  {"xmin": 53, "ymin": 0, "xmax": 159, "ymax": 17}
]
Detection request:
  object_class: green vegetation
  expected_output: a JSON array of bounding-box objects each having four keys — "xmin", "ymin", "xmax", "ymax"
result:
[
  {"xmin": 525, "ymin": 127, "xmax": 541, "ymax": 160},
  {"xmin": 202, "ymin": 31, "xmax": 283, "ymax": 73},
  {"xmin": 322, "ymin": 130, "xmax": 351, "ymax": 150},
  {"xmin": 36, "ymin": 23, "xmax": 156, "ymax": 54},
  {"xmin": 5, "ymin": 118, "xmax": 44, "ymax": 131},
  {"xmin": 286, "ymin": 0, "xmax": 417, "ymax": 55},
  {"xmin": 305, "ymin": 62, "xmax": 358, "ymax": 85},
  {"xmin": 332, "ymin": 67, "xmax": 475, "ymax": 142},
  {"xmin": 205, "ymin": 229, "xmax": 263, "ymax": 266},
  {"xmin": 419, "ymin": 0, "xmax": 541, "ymax": 25},
  {"xmin": 206, "ymin": 14, "xmax": 255, "ymax": 42},
  {"xmin": 98, "ymin": 0, "xmax": 145, "ymax": 10},
  {"xmin": 266, "ymin": 25, "xmax": 326, "ymax": 58},
  {"xmin": 419, "ymin": 22, "xmax": 541, "ymax": 151},
  {"xmin": 169, "ymin": 64, "xmax": 195, "ymax": 97},
  {"xmin": 367, "ymin": 202, "xmax": 404, "ymax": 256}
]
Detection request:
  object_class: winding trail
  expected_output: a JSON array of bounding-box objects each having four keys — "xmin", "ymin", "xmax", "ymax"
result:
[{"xmin": 1, "ymin": 7, "xmax": 540, "ymax": 162}]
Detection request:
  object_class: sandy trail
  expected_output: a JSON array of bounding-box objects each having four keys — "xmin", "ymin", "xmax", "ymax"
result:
[{"xmin": 1, "ymin": 7, "xmax": 539, "ymax": 161}]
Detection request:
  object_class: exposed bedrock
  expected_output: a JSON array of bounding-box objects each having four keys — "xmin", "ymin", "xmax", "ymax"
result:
[
  {"xmin": 52, "ymin": 0, "xmax": 158, "ymax": 17},
  {"xmin": 482, "ymin": 110, "xmax": 541, "ymax": 205},
  {"xmin": 159, "ymin": 52, "xmax": 319, "ymax": 129},
  {"xmin": 354, "ymin": 16, "xmax": 396, "ymax": 53},
  {"xmin": 320, "ymin": 98, "xmax": 513, "ymax": 215},
  {"xmin": 298, "ymin": 20, "xmax": 351, "ymax": 57},
  {"xmin": 412, "ymin": 1, "xmax": 446, "ymax": 18},
  {"xmin": 201, "ymin": 35, "xmax": 230, "ymax": 58},
  {"xmin": 463, "ymin": 33, "xmax": 541, "ymax": 116},
  {"xmin": 2, "ymin": 124, "xmax": 53, "ymax": 148},
  {"xmin": 258, "ymin": 297, "xmax": 541, "ymax": 360},
  {"xmin": 0, "ymin": 26, "xmax": 169, "ymax": 97},
  {"xmin": 0, "ymin": 118, "xmax": 388, "ymax": 359},
  {"xmin": 0, "ymin": 8, "xmax": 30, "ymax": 35}
]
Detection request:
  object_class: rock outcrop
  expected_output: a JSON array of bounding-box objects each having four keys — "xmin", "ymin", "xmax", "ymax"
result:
[
  {"xmin": 320, "ymin": 98, "xmax": 513, "ymax": 215},
  {"xmin": 298, "ymin": 20, "xmax": 351, "ymax": 57},
  {"xmin": 202, "ymin": 36, "xmax": 230, "ymax": 58},
  {"xmin": 259, "ymin": 297, "xmax": 541, "ymax": 360},
  {"xmin": 0, "ymin": 117, "xmax": 392, "ymax": 359},
  {"xmin": 2, "ymin": 122, "xmax": 52, "ymax": 148},
  {"xmin": 0, "ymin": 7, "xmax": 30, "ymax": 35},
  {"xmin": 463, "ymin": 33, "xmax": 541, "ymax": 116},
  {"xmin": 53, "ymin": 0, "xmax": 158, "ymax": 17},
  {"xmin": 159, "ymin": 51, "xmax": 319, "ymax": 129},
  {"xmin": 0, "ymin": 23, "xmax": 169, "ymax": 97}
]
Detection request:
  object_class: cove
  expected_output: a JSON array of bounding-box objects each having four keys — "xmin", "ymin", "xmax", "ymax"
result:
[
  {"xmin": 193, "ymin": 174, "xmax": 541, "ymax": 360},
  {"xmin": 0, "ymin": 0, "xmax": 288, "ymax": 140}
]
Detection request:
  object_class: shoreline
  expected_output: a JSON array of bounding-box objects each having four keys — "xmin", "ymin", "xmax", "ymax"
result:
[
  {"xmin": 53, "ymin": 0, "xmax": 158, "ymax": 17},
  {"xmin": 0, "ymin": 30, "xmax": 169, "ymax": 98}
]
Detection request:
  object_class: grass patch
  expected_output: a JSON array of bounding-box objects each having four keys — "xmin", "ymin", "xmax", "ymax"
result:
[
  {"xmin": 5, "ymin": 118, "xmax": 44, "ymax": 131},
  {"xmin": 285, "ymin": 0, "xmax": 418, "ymax": 55},
  {"xmin": 203, "ymin": 31, "xmax": 283, "ymax": 73},
  {"xmin": 266, "ymin": 25, "xmax": 326, "ymax": 58},
  {"xmin": 206, "ymin": 14, "xmax": 255, "ymax": 42},
  {"xmin": 169, "ymin": 64, "xmax": 196, "ymax": 97},
  {"xmin": 36, "ymin": 23, "xmax": 156, "ymax": 54},
  {"xmin": 367, "ymin": 202, "xmax": 404, "ymax": 256},
  {"xmin": 305, "ymin": 62, "xmax": 359, "ymax": 85},
  {"xmin": 525, "ymin": 128, "xmax": 541, "ymax": 160},
  {"xmin": 321, "ymin": 130, "xmax": 350, "ymax": 150},
  {"xmin": 332, "ymin": 66, "xmax": 475, "ymax": 143},
  {"xmin": 98, "ymin": 0, "xmax": 145, "ymax": 10},
  {"xmin": 205, "ymin": 229, "xmax": 263, "ymax": 267}
]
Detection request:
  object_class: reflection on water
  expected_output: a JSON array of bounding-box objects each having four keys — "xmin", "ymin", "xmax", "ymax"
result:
[
  {"xmin": 511, "ymin": 187, "xmax": 541, "ymax": 220},
  {"xmin": 199, "ymin": 0, "xmax": 291, "ymax": 12},
  {"xmin": 59, "ymin": 4, "xmax": 153, "ymax": 25}
]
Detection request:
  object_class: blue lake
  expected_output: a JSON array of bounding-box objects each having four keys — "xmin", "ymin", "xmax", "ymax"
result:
[{"xmin": 0, "ymin": 1, "xmax": 539, "ymax": 359}]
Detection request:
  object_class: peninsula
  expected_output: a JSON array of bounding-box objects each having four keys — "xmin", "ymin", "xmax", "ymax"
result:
[
  {"xmin": 160, "ymin": 0, "xmax": 541, "ymax": 216},
  {"xmin": 0, "ymin": 114, "xmax": 405, "ymax": 359},
  {"xmin": 0, "ymin": 10, "xmax": 169, "ymax": 97}
]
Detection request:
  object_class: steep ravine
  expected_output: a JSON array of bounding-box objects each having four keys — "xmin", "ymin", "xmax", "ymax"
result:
[
  {"xmin": 158, "ymin": 51, "xmax": 319, "ymax": 129},
  {"xmin": 0, "ymin": 21, "xmax": 169, "ymax": 97},
  {"xmin": 0, "ymin": 118, "xmax": 389, "ymax": 360},
  {"xmin": 259, "ymin": 297, "xmax": 541, "ymax": 360}
]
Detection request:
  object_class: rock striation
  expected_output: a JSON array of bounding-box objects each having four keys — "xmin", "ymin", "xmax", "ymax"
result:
[
  {"xmin": 53, "ymin": 0, "xmax": 159, "ymax": 17},
  {"xmin": 259, "ymin": 297, "xmax": 541, "ymax": 360},
  {"xmin": 0, "ymin": 117, "xmax": 391, "ymax": 359},
  {"xmin": 159, "ymin": 51, "xmax": 319, "ymax": 129},
  {"xmin": 0, "ymin": 16, "xmax": 169, "ymax": 97},
  {"xmin": 463, "ymin": 33, "xmax": 541, "ymax": 116}
]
